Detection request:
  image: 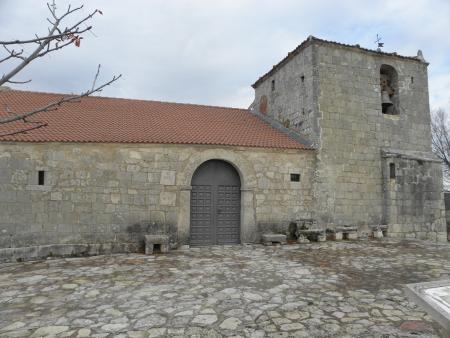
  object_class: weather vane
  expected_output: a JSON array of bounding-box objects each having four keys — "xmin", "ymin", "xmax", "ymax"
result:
[{"xmin": 375, "ymin": 34, "xmax": 384, "ymax": 51}]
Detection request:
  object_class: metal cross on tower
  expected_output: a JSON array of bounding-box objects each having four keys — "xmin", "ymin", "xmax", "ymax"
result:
[{"xmin": 375, "ymin": 34, "xmax": 384, "ymax": 50}]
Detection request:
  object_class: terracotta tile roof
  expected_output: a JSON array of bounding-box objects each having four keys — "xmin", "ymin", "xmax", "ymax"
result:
[
  {"xmin": 252, "ymin": 36, "xmax": 426, "ymax": 88},
  {"xmin": 0, "ymin": 90, "xmax": 311, "ymax": 150}
]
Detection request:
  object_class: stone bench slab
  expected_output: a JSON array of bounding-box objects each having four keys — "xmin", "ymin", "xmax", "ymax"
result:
[
  {"xmin": 297, "ymin": 229, "xmax": 325, "ymax": 234},
  {"xmin": 262, "ymin": 234, "xmax": 286, "ymax": 245},
  {"xmin": 370, "ymin": 225, "xmax": 389, "ymax": 239},
  {"xmin": 371, "ymin": 224, "xmax": 389, "ymax": 230},
  {"xmin": 144, "ymin": 235, "xmax": 169, "ymax": 254},
  {"xmin": 331, "ymin": 227, "xmax": 359, "ymax": 240},
  {"xmin": 335, "ymin": 226, "xmax": 358, "ymax": 233}
]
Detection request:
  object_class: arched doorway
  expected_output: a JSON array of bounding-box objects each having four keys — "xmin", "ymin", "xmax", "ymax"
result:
[{"xmin": 190, "ymin": 160, "xmax": 241, "ymax": 246}]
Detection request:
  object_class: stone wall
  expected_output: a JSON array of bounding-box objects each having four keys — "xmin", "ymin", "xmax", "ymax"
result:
[
  {"xmin": 252, "ymin": 40, "xmax": 446, "ymax": 241},
  {"xmin": 315, "ymin": 43, "xmax": 445, "ymax": 241},
  {"xmin": 0, "ymin": 142, "xmax": 315, "ymax": 261},
  {"xmin": 382, "ymin": 150, "xmax": 445, "ymax": 240},
  {"xmin": 253, "ymin": 44, "xmax": 320, "ymax": 145}
]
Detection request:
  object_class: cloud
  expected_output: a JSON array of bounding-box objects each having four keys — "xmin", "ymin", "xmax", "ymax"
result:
[{"xmin": 0, "ymin": 0, "xmax": 449, "ymax": 112}]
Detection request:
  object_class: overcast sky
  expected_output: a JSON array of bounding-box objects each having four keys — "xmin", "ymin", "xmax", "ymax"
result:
[{"xmin": 1, "ymin": 0, "xmax": 450, "ymax": 112}]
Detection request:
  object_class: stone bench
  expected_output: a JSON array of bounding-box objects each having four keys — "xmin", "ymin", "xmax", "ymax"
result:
[
  {"xmin": 144, "ymin": 235, "xmax": 169, "ymax": 254},
  {"xmin": 334, "ymin": 226, "xmax": 358, "ymax": 240},
  {"xmin": 296, "ymin": 229, "xmax": 326, "ymax": 243},
  {"xmin": 370, "ymin": 224, "xmax": 388, "ymax": 239},
  {"xmin": 262, "ymin": 233, "xmax": 287, "ymax": 246}
]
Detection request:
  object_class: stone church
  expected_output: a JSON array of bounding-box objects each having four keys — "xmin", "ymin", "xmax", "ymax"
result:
[{"xmin": 0, "ymin": 36, "xmax": 446, "ymax": 261}]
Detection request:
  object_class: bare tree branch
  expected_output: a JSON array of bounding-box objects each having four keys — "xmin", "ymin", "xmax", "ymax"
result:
[
  {"xmin": 0, "ymin": 1, "xmax": 120, "ymax": 137},
  {"xmin": 0, "ymin": 46, "xmax": 25, "ymax": 63},
  {"xmin": 0, "ymin": 3, "xmax": 101, "ymax": 86},
  {"xmin": 0, "ymin": 73, "xmax": 121, "ymax": 125},
  {"xmin": 0, "ymin": 27, "xmax": 91, "ymax": 46},
  {"xmin": 431, "ymin": 108, "xmax": 450, "ymax": 187},
  {"xmin": 0, "ymin": 122, "xmax": 48, "ymax": 137},
  {"xmin": 5, "ymin": 79, "xmax": 32, "ymax": 84},
  {"xmin": 91, "ymin": 64, "xmax": 101, "ymax": 92}
]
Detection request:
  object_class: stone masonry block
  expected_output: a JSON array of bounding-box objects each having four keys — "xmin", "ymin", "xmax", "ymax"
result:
[
  {"xmin": 347, "ymin": 232, "xmax": 358, "ymax": 240},
  {"xmin": 160, "ymin": 192, "xmax": 176, "ymax": 206},
  {"xmin": 373, "ymin": 230, "xmax": 383, "ymax": 239},
  {"xmin": 160, "ymin": 170, "xmax": 176, "ymax": 185},
  {"xmin": 50, "ymin": 192, "xmax": 62, "ymax": 201}
]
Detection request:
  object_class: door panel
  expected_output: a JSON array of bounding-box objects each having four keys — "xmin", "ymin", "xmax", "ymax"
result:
[
  {"xmin": 216, "ymin": 185, "xmax": 240, "ymax": 244},
  {"xmin": 190, "ymin": 185, "xmax": 214, "ymax": 246}
]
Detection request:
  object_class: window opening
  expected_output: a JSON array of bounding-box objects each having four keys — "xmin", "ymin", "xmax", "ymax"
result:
[
  {"xmin": 290, "ymin": 173, "xmax": 300, "ymax": 182},
  {"xmin": 389, "ymin": 163, "xmax": 396, "ymax": 179},
  {"xmin": 38, "ymin": 170, "xmax": 45, "ymax": 185}
]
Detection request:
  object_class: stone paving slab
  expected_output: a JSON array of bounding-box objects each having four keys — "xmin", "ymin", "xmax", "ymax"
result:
[
  {"xmin": 0, "ymin": 240, "xmax": 449, "ymax": 337},
  {"xmin": 405, "ymin": 279, "xmax": 450, "ymax": 333}
]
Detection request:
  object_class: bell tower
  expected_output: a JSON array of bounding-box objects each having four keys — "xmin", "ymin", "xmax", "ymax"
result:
[{"xmin": 252, "ymin": 36, "xmax": 446, "ymax": 241}]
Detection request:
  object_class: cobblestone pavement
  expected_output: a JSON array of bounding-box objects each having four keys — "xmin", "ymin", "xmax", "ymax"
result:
[{"xmin": 1, "ymin": 239, "xmax": 450, "ymax": 337}]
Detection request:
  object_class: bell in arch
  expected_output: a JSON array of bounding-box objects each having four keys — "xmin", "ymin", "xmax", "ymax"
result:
[{"xmin": 381, "ymin": 90, "xmax": 394, "ymax": 113}]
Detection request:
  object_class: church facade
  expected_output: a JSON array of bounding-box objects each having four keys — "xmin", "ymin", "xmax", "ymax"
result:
[{"xmin": 0, "ymin": 37, "xmax": 446, "ymax": 261}]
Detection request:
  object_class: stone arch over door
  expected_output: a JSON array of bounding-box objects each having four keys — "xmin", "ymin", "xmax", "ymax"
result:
[
  {"xmin": 190, "ymin": 160, "xmax": 241, "ymax": 246},
  {"xmin": 177, "ymin": 149, "xmax": 258, "ymax": 246}
]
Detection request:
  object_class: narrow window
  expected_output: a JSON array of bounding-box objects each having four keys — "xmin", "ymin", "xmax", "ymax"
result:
[
  {"xmin": 300, "ymin": 75, "xmax": 305, "ymax": 83},
  {"xmin": 271, "ymin": 79, "xmax": 275, "ymax": 91},
  {"xmin": 411, "ymin": 76, "xmax": 414, "ymax": 84},
  {"xmin": 389, "ymin": 163, "xmax": 395, "ymax": 179},
  {"xmin": 38, "ymin": 170, "xmax": 45, "ymax": 185},
  {"xmin": 290, "ymin": 173, "xmax": 300, "ymax": 182}
]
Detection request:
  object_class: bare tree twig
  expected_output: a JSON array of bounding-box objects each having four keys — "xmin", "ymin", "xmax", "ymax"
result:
[
  {"xmin": 5, "ymin": 79, "xmax": 32, "ymax": 84},
  {"xmin": 0, "ymin": 1, "xmax": 120, "ymax": 137},
  {"xmin": 91, "ymin": 64, "xmax": 101, "ymax": 92},
  {"xmin": 0, "ymin": 46, "xmax": 25, "ymax": 63},
  {"xmin": 0, "ymin": 74, "xmax": 122, "ymax": 125},
  {"xmin": 0, "ymin": 26, "xmax": 92, "ymax": 46},
  {"xmin": 0, "ymin": 122, "xmax": 48, "ymax": 137},
  {"xmin": 431, "ymin": 108, "xmax": 450, "ymax": 186},
  {"xmin": 0, "ymin": 3, "xmax": 101, "ymax": 86}
]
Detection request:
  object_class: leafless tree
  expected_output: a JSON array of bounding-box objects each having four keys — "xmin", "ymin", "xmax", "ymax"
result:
[
  {"xmin": 0, "ymin": 1, "xmax": 121, "ymax": 136},
  {"xmin": 431, "ymin": 108, "xmax": 450, "ymax": 187}
]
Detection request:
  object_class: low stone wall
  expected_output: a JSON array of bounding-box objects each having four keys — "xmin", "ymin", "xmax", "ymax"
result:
[
  {"xmin": 381, "ymin": 152, "xmax": 447, "ymax": 242},
  {"xmin": 0, "ymin": 243, "xmax": 140, "ymax": 263}
]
